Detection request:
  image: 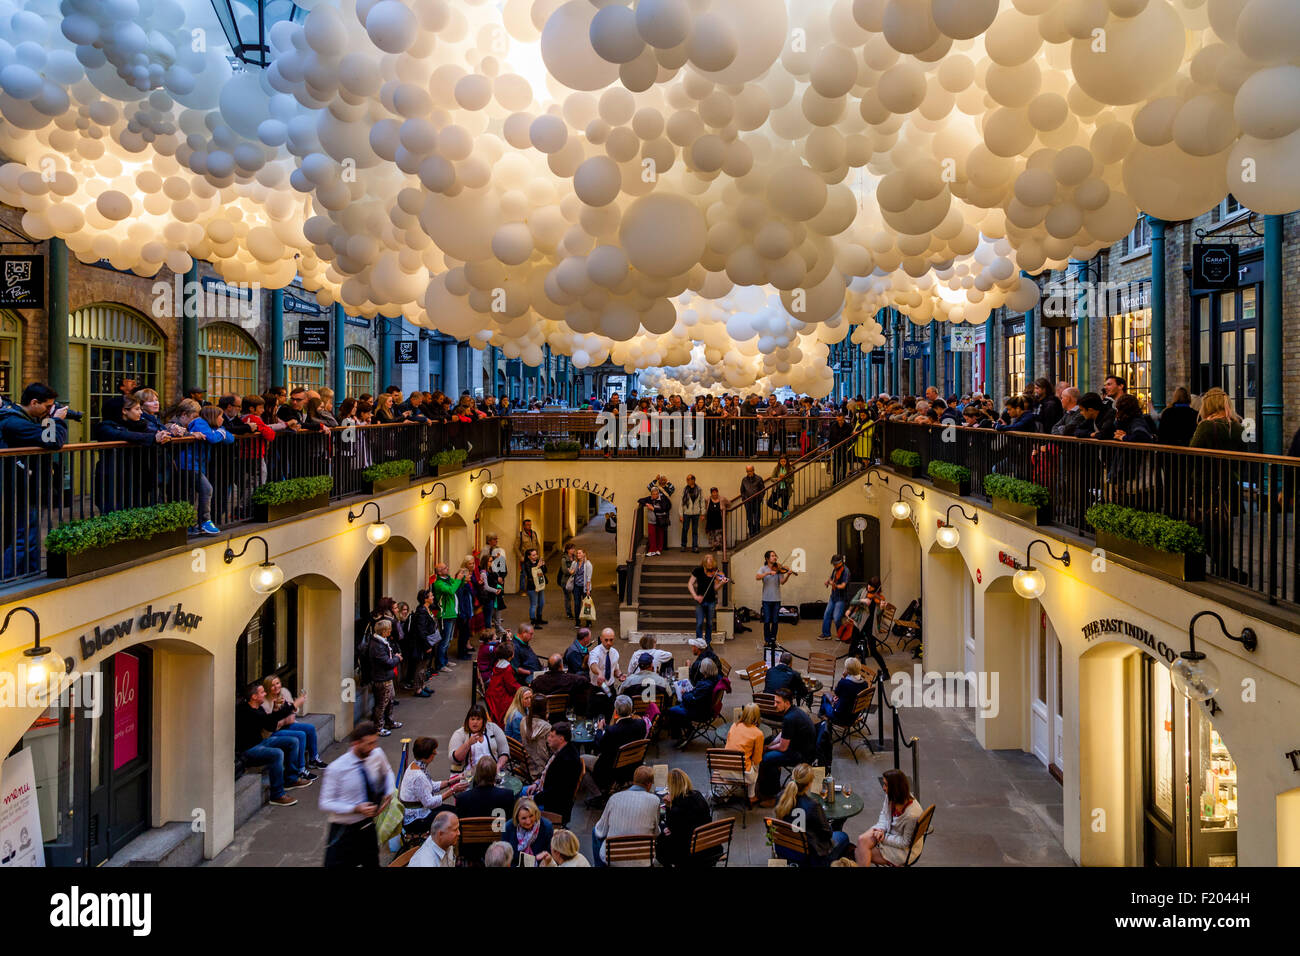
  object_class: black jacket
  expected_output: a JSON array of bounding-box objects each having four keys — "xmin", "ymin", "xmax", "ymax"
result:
[
  {"xmin": 592, "ymin": 716, "xmax": 647, "ymax": 790},
  {"xmin": 513, "ymin": 636, "xmax": 542, "ymax": 684},
  {"xmin": 764, "ymin": 664, "xmax": 808, "ymax": 701},
  {"xmin": 682, "ymin": 677, "xmax": 718, "ymax": 721},
  {"xmin": 1079, "ymin": 405, "xmax": 1116, "ymax": 440},
  {"xmin": 0, "ymin": 400, "xmax": 67, "ymax": 450},
  {"xmin": 658, "ymin": 789, "xmax": 714, "ymax": 866},
  {"xmin": 1030, "ymin": 395, "xmax": 1063, "ymax": 432},
  {"xmin": 1158, "ymin": 404, "xmax": 1197, "ymax": 447},
  {"xmin": 538, "ymin": 743, "xmax": 582, "ymax": 823},
  {"xmin": 454, "ymin": 784, "xmax": 516, "ymax": 820}
]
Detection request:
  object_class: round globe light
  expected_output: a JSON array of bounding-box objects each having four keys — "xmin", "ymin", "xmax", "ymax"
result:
[
  {"xmin": 890, "ymin": 499, "xmax": 912, "ymax": 521},
  {"xmin": 482, "ymin": 481, "xmax": 499, "ymax": 499},
  {"xmin": 437, "ymin": 498, "xmax": 458, "ymax": 518},
  {"xmin": 251, "ymin": 563, "xmax": 285, "ymax": 595},
  {"xmin": 936, "ymin": 524, "xmax": 961, "ymax": 549},
  {"xmin": 367, "ymin": 522, "xmax": 392, "ymax": 546},
  {"xmin": 1171, "ymin": 654, "xmax": 1221, "ymax": 702},
  {"xmin": 1012, "ymin": 566, "xmax": 1046, "ymax": 599}
]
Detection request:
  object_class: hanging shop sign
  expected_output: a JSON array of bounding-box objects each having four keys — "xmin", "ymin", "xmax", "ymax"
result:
[
  {"xmin": 901, "ymin": 341, "xmax": 924, "ymax": 360},
  {"xmin": 394, "ymin": 339, "xmax": 418, "ymax": 364},
  {"xmin": 1192, "ymin": 244, "xmax": 1239, "ymax": 292},
  {"xmin": 870, "ymin": 349, "xmax": 886, "ymax": 365},
  {"xmin": 950, "ymin": 328, "xmax": 976, "ymax": 352},
  {"xmin": 297, "ymin": 320, "xmax": 330, "ymax": 351},
  {"xmin": 0, "ymin": 748, "xmax": 43, "ymax": 867},
  {"xmin": 0, "ymin": 255, "xmax": 43, "ymax": 309},
  {"xmin": 112, "ymin": 651, "xmax": 140, "ymax": 769}
]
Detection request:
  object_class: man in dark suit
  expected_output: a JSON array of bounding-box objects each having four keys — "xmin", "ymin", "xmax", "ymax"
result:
[
  {"xmin": 530, "ymin": 723, "xmax": 583, "ymax": 825},
  {"xmin": 583, "ymin": 695, "xmax": 647, "ymax": 793},
  {"xmin": 532, "ymin": 654, "xmax": 590, "ymax": 713},
  {"xmin": 453, "ymin": 755, "xmax": 516, "ymax": 820}
]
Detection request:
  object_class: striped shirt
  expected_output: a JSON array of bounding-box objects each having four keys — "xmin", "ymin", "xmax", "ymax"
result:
[{"xmin": 593, "ymin": 787, "xmax": 661, "ymax": 865}]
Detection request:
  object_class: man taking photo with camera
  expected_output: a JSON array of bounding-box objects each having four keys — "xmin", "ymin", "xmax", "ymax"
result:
[{"xmin": 0, "ymin": 383, "xmax": 71, "ymax": 576}]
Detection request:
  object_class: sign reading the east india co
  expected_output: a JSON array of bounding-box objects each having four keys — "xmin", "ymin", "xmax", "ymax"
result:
[{"xmin": 1081, "ymin": 618, "xmax": 1178, "ymax": 664}]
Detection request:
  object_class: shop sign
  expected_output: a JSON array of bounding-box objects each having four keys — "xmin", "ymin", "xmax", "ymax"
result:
[
  {"xmin": 297, "ymin": 320, "xmax": 330, "ymax": 351},
  {"xmin": 869, "ymin": 350, "xmax": 886, "ymax": 365},
  {"xmin": 74, "ymin": 603, "xmax": 204, "ymax": 667},
  {"xmin": 1285, "ymin": 749, "xmax": 1300, "ymax": 772},
  {"xmin": 519, "ymin": 476, "xmax": 615, "ymax": 503},
  {"xmin": 1192, "ymin": 244, "xmax": 1238, "ymax": 292},
  {"xmin": 0, "ymin": 748, "xmax": 44, "ymax": 867},
  {"xmin": 901, "ymin": 341, "xmax": 924, "ymax": 360},
  {"xmin": 394, "ymin": 339, "xmax": 418, "ymax": 364},
  {"xmin": 950, "ymin": 328, "xmax": 976, "ymax": 352},
  {"xmin": 0, "ymin": 255, "xmax": 43, "ymax": 309},
  {"xmin": 1081, "ymin": 617, "xmax": 1178, "ymax": 664},
  {"xmin": 113, "ymin": 652, "xmax": 140, "ymax": 769}
]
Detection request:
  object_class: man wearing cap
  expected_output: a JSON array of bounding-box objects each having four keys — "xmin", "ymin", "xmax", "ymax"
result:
[
  {"xmin": 820, "ymin": 554, "xmax": 851, "ymax": 641},
  {"xmin": 686, "ymin": 637, "xmax": 720, "ymax": 686},
  {"xmin": 621, "ymin": 651, "xmax": 674, "ymax": 703}
]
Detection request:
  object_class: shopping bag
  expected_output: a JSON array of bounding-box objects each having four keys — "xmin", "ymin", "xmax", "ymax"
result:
[
  {"xmin": 375, "ymin": 794, "xmax": 406, "ymax": 845},
  {"xmin": 579, "ymin": 595, "xmax": 597, "ymax": 625}
]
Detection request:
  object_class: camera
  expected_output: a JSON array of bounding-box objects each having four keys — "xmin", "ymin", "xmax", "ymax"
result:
[{"xmin": 54, "ymin": 402, "xmax": 83, "ymax": 422}]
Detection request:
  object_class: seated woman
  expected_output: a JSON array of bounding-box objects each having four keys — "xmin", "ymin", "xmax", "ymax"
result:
[
  {"xmin": 856, "ymin": 768, "xmax": 925, "ymax": 867},
  {"xmin": 656, "ymin": 769, "xmax": 716, "ymax": 867},
  {"xmin": 448, "ymin": 703, "xmax": 510, "ymax": 774},
  {"xmin": 485, "ymin": 642, "xmax": 522, "ymax": 725},
  {"xmin": 502, "ymin": 687, "xmax": 552, "ymax": 780},
  {"xmin": 774, "ymin": 763, "xmax": 853, "ymax": 866},
  {"xmin": 502, "ymin": 797, "xmax": 553, "ymax": 866},
  {"xmin": 538, "ymin": 828, "xmax": 590, "ymax": 867},
  {"xmin": 398, "ymin": 737, "xmax": 468, "ymax": 837},
  {"xmin": 664, "ymin": 657, "xmax": 718, "ymax": 743},
  {"xmin": 722, "ymin": 703, "xmax": 764, "ymax": 799},
  {"xmin": 818, "ymin": 657, "xmax": 872, "ymax": 724}
]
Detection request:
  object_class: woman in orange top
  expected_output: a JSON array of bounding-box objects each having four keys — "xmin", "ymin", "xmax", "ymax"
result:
[{"xmin": 723, "ymin": 702, "xmax": 764, "ymax": 799}]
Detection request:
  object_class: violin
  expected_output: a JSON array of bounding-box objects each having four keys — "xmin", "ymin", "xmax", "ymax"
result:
[{"xmin": 771, "ymin": 561, "xmax": 798, "ymax": 576}]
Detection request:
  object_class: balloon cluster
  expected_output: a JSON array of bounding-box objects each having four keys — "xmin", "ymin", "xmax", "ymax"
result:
[{"xmin": 0, "ymin": 0, "xmax": 1294, "ymax": 392}]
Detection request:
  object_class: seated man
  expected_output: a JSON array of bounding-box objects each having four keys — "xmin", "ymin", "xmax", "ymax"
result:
[
  {"xmin": 512, "ymin": 623, "xmax": 543, "ymax": 685},
  {"xmin": 686, "ymin": 637, "xmax": 720, "ymax": 684},
  {"xmin": 763, "ymin": 651, "xmax": 809, "ymax": 704},
  {"xmin": 532, "ymin": 654, "xmax": 590, "ymax": 713},
  {"xmin": 626, "ymin": 635, "xmax": 674, "ymax": 677},
  {"xmin": 408, "ymin": 811, "xmax": 460, "ymax": 867},
  {"xmin": 620, "ymin": 652, "xmax": 673, "ymax": 703},
  {"xmin": 591, "ymin": 765, "xmax": 661, "ymax": 867},
  {"xmin": 563, "ymin": 627, "xmax": 594, "ymax": 675},
  {"xmin": 755, "ymin": 688, "xmax": 817, "ymax": 807},
  {"xmin": 262, "ymin": 674, "xmax": 326, "ymax": 772},
  {"xmin": 582, "ymin": 695, "xmax": 647, "ymax": 793},
  {"xmin": 665, "ymin": 657, "xmax": 719, "ymax": 743},
  {"xmin": 528, "ymin": 722, "xmax": 583, "ymax": 825},
  {"xmin": 236, "ymin": 684, "xmax": 312, "ymax": 807}
]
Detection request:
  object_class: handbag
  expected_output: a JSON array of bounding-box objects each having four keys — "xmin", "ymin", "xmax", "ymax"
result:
[
  {"xmin": 579, "ymin": 594, "xmax": 596, "ymax": 625},
  {"xmin": 530, "ymin": 565, "xmax": 546, "ymax": 590},
  {"xmin": 375, "ymin": 793, "xmax": 406, "ymax": 845}
]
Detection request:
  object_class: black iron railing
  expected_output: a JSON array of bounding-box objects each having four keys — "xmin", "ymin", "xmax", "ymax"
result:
[
  {"xmin": 0, "ymin": 418, "xmax": 503, "ymax": 586},
  {"xmin": 876, "ymin": 420, "xmax": 1300, "ymax": 607}
]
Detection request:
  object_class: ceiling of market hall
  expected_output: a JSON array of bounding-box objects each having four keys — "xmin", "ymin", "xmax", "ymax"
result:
[{"xmin": 0, "ymin": 0, "xmax": 1295, "ymax": 395}]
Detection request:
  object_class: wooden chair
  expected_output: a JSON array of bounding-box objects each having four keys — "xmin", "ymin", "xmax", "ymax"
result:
[
  {"xmin": 874, "ymin": 602, "xmax": 897, "ymax": 650},
  {"xmin": 754, "ymin": 692, "xmax": 785, "ymax": 736},
  {"xmin": 540, "ymin": 810, "xmax": 563, "ymax": 827},
  {"xmin": 678, "ymin": 683, "xmax": 726, "ymax": 750},
  {"xmin": 506, "ymin": 736, "xmax": 534, "ymax": 783},
  {"xmin": 824, "ymin": 682, "xmax": 878, "ymax": 762},
  {"xmin": 533, "ymin": 692, "xmax": 568, "ymax": 721},
  {"xmin": 744, "ymin": 660, "xmax": 769, "ymax": 696},
  {"xmin": 473, "ymin": 666, "xmax": 489, "ymax": 706},
  {"xmin": 687, "ymin": 818, "xmax": 736, "ymax": 867},
  {"xmin": 605, "ymin": 834, "xmax": 656, "ymax": 866},
  {"xmin": 807, "ymin": 651, "xmax": 836, "ymax": 685},
  {"xmin": 765, "ymin": 818, "xmax": 809, "ymax": 866},
  {"xmin": 717, "ymin": 656, "xmax": 732, "ymax": 678},
  {"xmin": 893, "ymin": 608, "xmax": 922, "ymax": 654},
  {"xmin": 873, "ymin": 804, "xmax": 936, "ymax": 867},
  {"xmin": 609, "ymin": 738, "xmax": 650, "ymax": 792},
  {"xmin": 705, "ymin": 748, "xmax": 750, "ymax": 827},
  {"xmin": 389, "ymin": 844, "xmax": 420, "ymax": 867},
  {"xmin": 456, "ymin": 817, "xmax": 500, "ymax": 866}
]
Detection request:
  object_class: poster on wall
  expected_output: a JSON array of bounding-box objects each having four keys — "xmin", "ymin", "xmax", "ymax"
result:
[
  {"xmin": 950, "ymin": 328, "xmax": 976, "ymax": 352},
  {"xmin": 0, "ymin": 748, "xmax": 44, "ymax": 867},
  {"xmin": 113, "ymin": 651, "xmax": 140, "ymax": 769},
  {"xmin": 297, "ymin": 320, "xmax": 330, "ymax": 351}
]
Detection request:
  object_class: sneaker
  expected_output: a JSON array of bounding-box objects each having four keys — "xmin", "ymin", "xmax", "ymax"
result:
[
  {"xmin": 269, "ymin": 795, "xmax": 298, "ymax": 807},
  {"xmin": 416, "ymin": 688, "xmax": 434, "ymax": 698},
  {"xmin": 444, "ymin": 661, "xmax": 457, "ymax": 668},
  {"xmin": 538, "ymin": 618, "xmax": 548, "ymax": 625},
  {"xmin": 200, "ymin": 520, "xmax": 221, "ymax": 535},
  {"xmin": 286, "ymin": 778, "xmax": 312, "ymax": 789},
  {"xmin": 308, "ymin": 758, "xmax": 328, "ymax": 770},
  {"xmin": 378, "ymin": 728, "xmax": 392, "ymax": 737},
  {"xmin": 387, "ymin": 721, "xmax": 403, "ymax": 730}
]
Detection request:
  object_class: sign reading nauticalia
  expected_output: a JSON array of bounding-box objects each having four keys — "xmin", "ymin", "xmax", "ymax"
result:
[
  {"xmin": 1081, "ymin": 618, "xmax": 1178, "ymax": 664},
  {"xmin": 520, "ymin": 477, "xmax": 615, "ymax": 502}
]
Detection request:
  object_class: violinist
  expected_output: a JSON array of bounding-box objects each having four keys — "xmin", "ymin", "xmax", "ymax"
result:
[
  {"xmin": 756, "ymin": 550, "xmax": 794, "ymax": 652},
  {"xmin": 688, "ymin": 553, "xmax": 729, "ymax": 645}
]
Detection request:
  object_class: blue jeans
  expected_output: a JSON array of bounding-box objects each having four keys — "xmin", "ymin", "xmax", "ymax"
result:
[
  {"xmin": 434, "ymin": 619, "xmax": 454, "ymax": 670},
  {"xmin": 592, "ymin": 831, "xmax": 608, "ymax": 867},
  {"xmin": 243, "ymin": 738, "xmax": 301, "ymax": 799},
  {"xmin": 681, "ymin": 514, "xmax": 699, "ymax": 548},
  {"xmin": 528, "ymin": 590, "xmax": 545, "ymax": 621},
  {"xmin": 761, "ymin": 600, "xmax": 781, "ymax": 646},
  {"xmin": 272, "ymin": 721, "xmax": 318, "ymax": 764},
  {"xmin": 696, "ymin": 601, "xmax": 716, "ymax": 644},
  {"xmin": 821, "ymin": 598, "xmax": 847, "ymax": 638}
]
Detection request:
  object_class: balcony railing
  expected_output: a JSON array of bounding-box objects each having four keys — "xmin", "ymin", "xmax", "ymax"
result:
[
  {"xmin": 0, "ymin": 419, "xmax": 503, "ymax": 587},
  {"xmin": 876, "ymin": 420, "xmax": 1300, "ymax": 608}
]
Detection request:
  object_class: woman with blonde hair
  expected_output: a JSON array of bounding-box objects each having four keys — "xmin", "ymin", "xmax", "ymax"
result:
[
  {"xmin": 819, "ymin": 656, "xmax": 873, "ymax": 724},
  {"xmin": 538, "ymin": 828, "xmax": 590, "ymax": 867},
  {"xmin": 502, "ymin": 686, "xmax": 552, "ymax": 779},
  {"xmin": 774, "ymin": 763, "xmax": 853, "ymax": 866},
  {"xmin": 723, "ymin": 703, "xmax": 764, "ymax": 798},
  {"xmin": 1189, "ymin": 386, "xmax": 1246, "ymax": 580},
  {"xmin": 502, "ymin": 796, "xmax": 553, "ymax": 865},
  {"xmin": 656, "ymin": 768, "xmax": 714, "ymax": 867}
]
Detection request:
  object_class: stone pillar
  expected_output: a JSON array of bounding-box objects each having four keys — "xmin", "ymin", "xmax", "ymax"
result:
[
  {"xmin": 47, "ymin": 238, "xmax": 68, "ymax": 397},
  {"xmin": 269, "ymin": 289, "xmax": 284, "ymax": 388},
  {"xmin": 1262, "ymin": 214, "xmax": 1284, "ymax": 453},
  {"xmin": 442, "ymin": 340, "xmax": 459, "ymax": 397},
  {"xmin": 182, "ymin": 263, "xmax": 199, "ymax": 390},
  {"xmin": 332, "ymin": 303, "xmax": 346, "ymax": 396},
  {"xmin": 1148, "ymin": 216, "xmax": 1167, "ymax": 412}
]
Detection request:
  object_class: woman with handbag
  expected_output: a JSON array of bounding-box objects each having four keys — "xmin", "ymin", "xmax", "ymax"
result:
[
  {"xmin": 522, "ymin": 548, "xmax": 548, "ymax": 628},
  {"xmin": 768, "ymin": 455, "xmax": 793, "ymax": 518},
  {"xmin": 566, "ymin": 548, "xmax": 595, "ymax": 625}
]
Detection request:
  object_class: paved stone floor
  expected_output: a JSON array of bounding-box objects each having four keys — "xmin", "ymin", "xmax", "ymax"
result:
[{"xmin": 208, "ymin": 507, "xmax": 1072, "ymax": 867}]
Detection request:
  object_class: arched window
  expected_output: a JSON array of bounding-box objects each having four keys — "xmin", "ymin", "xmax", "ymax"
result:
[
  {"xmin": 344, "ymin": 344, "xmax": 375, "ymax": 397},
  {"xmin": 198, "ymin": 322, "xmax": 260, "ymax": 398},
  {"xmin": 0, "ymin": 311, "xmax": 20, "ymax": 403},
  {"xmin": 283, "ymin": 336, "xmax": 325, "ymax": 391},
  {"xmin": 69, "ymin": 304, "xmax": 164, "ymax": 435}
]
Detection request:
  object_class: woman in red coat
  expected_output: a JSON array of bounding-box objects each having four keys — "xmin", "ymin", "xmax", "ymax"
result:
[{"xmin": 485, "ymin": 641, "xmax": 522, "ymax": 725}]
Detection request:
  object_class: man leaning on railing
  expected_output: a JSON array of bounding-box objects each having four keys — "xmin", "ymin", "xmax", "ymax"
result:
[{"xmin": 0, "ymin": 383, "xmax": 69, "ymax": 577}]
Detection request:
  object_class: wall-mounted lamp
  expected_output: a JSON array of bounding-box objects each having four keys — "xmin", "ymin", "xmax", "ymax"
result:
[
  {"xmin": 1172, "ymin": 610, "xmax": 1258, "ymax": 702},
  {"xmin": 1012, "ymin": 538, "xmax": 1070, "ymax": 599},
  {"xmin": 0, "ymin": 606, "xmax": 53, "ymax": 685},
  {"xmin": 469, "ymin": 469, "xmax": 499, "ymax": 499},
  {"xmin": 889, "ymin": 482, "xmax": 926, "ymax": 521},
  {"xmin": 863, "ymin": 465, "xmax": 891, "ymax": 494},
  {"xmin": 223, "ymin": 535, "xmax": 285, "ymax": 595},
  {"xmin": 348, "ymin": 500, "xmax": 392, "ymax": 545},
  {"xmin": 420, "ymin": 481, "xmax": 460, "ymax": 518},
  {"xmin": 936, "ymin": 503, "xmax": 979, "ymax": 549}
]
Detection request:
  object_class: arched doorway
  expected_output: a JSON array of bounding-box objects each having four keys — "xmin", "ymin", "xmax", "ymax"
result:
[{"xmin": 922, "ymin": 540, "xmax": 974, "ymax": 678}]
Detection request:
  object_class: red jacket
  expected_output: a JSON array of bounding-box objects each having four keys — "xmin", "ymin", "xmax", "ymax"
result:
[
  {"xmin": 241, "ymin": 413, "xmax": 275, "ymax": 458},
  {"xmin": 485, "ymin": 662, "xmax": 521, "ymax": 725}
]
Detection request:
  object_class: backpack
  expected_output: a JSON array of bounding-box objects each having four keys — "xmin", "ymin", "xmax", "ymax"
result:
[{"xmin": 356, "ymin": 622, "xmax": 375, "ymax": 683}]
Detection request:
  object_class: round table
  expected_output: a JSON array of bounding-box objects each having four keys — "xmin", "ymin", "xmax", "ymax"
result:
[
  {"xmin": 570, "ymin": 720, "xmax": 597, "ymax": 751},
  {"xmin": 500, "ymin": 773, "xmax": 524, "ymax": 797},
  {"xmin": 813, "ymin": 789, "xmax": 864, "ymax": 831}
]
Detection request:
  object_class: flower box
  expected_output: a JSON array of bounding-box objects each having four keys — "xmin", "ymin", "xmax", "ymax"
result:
[
  {"xmin": 368, "ymin": 474, "xmax": 411, "ymax": 494},
  {"xmin": 931, "ymin": 476, "xmax": 969, "ymax": 497},
  {"xmin": 991, "ymin": 495, "xmax": 1051, "ymax": 526},
  {"xmin": 544, "ymin": 449, "xmax": 581, "ymax": 461},
  {"xmin": 254, "ymin": 492, "xmax": 330, "ymax": 523},
  {"xmin": 1095, "ymin": 530, "xmax": 1205, "ymax": 581},
  {"xmin": 888, "ymin": 463, "xmax": 916, "ymax": 480},
  {"xmin": 46, "ymin": 528, "xmax": 189, "ymax": 578}
]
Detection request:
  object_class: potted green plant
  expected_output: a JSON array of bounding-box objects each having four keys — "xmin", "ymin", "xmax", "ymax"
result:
[
  {"xmin": 1086, "ymin": 503, "xmax": 1206, "ymax": 581},
  {"xmin": 544, "ymin": 439, "xmax": 581, "ymax": 461},
  {"xmin": 45, "ymin": 502, "xmax": 196, "ymax": 578},
  {"xmin": 429, "ymin": 448, "xmax": 468, "ymax": 476},
  {"xmin": 363, "ymin": 458, "xmax": 414, "ymax": 494},
  {"xmin": 252, "ymin": 475, "xmax": 334, "ymax": 522},
  {"xmin": 927, "ymin": 460, "xmax": 971, "ymax": 497},
  {"xmin": 983, "ymin": 474, "xmax": 1051, "ymax": 525},
  {"xmin": 888, "ymin": 448, "xmax": 922, "ymax": 479}
]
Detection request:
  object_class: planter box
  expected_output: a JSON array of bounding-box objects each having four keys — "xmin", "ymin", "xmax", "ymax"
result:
[
  {"xmin": 544, "ymin": 450, "xmax": 581, "ymax": 460},
  {"xmin": 931, "ymin": 476, "xmax": 970, "ymax": 497},
  {"xmin": 429, "ymin": 461, "xmax": 466, "ymax": 477},
  {"xmin": 47, "ymin": 528, "xmax": 189, "ymax": 578},
  {"xmin": 888, "ymin": 463, "xmax": 917, "ymax": 479},
  {"xmin": 368, "ymin": 474, "xmax": 411, "ymax": 494},
  {"xmin": 1095, "ymin": 530, "xmax": 1205, "ymax": 581},
  {"xmin": 254, "ymin": 492, "xmax": 330, "ymax": 523},
  {"xmin": 991, "ymin": 494, "xmax": 1051, "ymax": 526}
]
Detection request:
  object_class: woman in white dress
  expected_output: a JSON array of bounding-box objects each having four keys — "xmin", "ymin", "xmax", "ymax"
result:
[{"xmin": 856, "ymin": 768, "xmax": 925, "ymax": 866}]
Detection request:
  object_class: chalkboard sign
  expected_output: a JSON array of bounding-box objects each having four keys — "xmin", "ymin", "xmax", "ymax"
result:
[
  {"xmin": 394, "ymin": 339, "xmax": 418, "ymax": 364},
  {"xmin": 0, "ymin": 255, "xmax": 43, "ymax": 308},
  {"xmin": 1192, "ymin": 244, "xmax": 1238, "ymax": 292},
  {"xmin": 298, "ymin": 320, "xmax": 330, "ymax": 351}
]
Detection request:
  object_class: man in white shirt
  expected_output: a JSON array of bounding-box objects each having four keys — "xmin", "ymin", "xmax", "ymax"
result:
[
  {"xmin": 587, "ymin": 627, "xmax": 624, "ymax": 721},
  {"xmin": 592, "ymin": 765, "xmax": 661, "ymax": 867},
  {"xmin": 319, "ymin": 721, "xmax": 395, "ymax": 867},
  {"xmin": 408, "ymin": 811, "xmax": 460, "ymax": 867}
]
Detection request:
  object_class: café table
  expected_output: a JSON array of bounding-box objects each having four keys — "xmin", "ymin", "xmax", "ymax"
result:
[
  {"xmin": 500, "ymin": 773, "xmax": 523, "ymax": 798},
  {"xmin": 812, "ymin": 788, "xmax": 864, "ymax": 832},
  {"xmin": 570, "ymin": 718, "xmax": 597, "ymax": 752}
]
